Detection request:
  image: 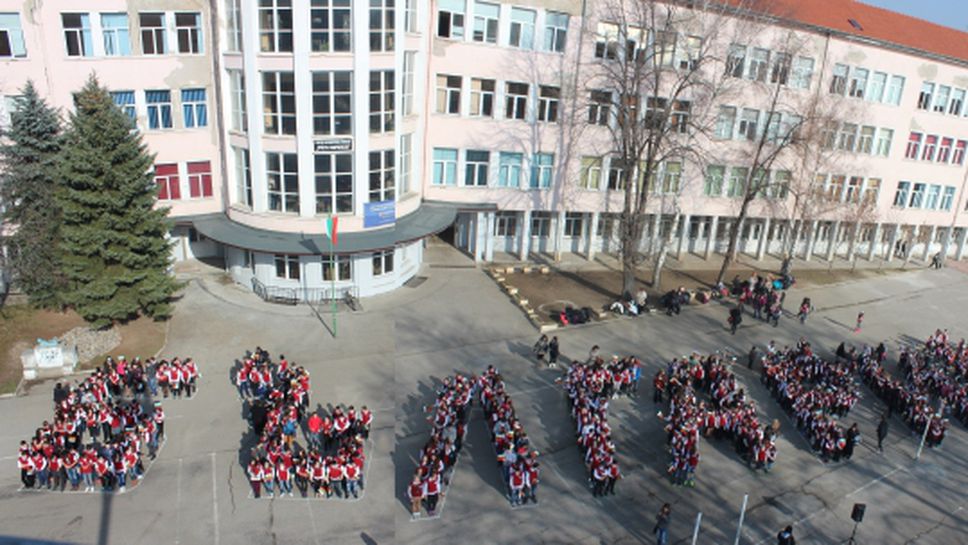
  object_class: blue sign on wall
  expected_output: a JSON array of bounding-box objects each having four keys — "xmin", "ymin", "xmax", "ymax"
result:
[{"xmin": 364, "ymin": 200, "xmax": 396, "ymax": 228}]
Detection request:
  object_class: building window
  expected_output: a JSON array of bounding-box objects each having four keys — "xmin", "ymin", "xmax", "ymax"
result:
[
  {"xmin": 862, "ymin": 178, "xmax": 880, "ymax": 204},
  {"xmin": 909, "ymin": 182, "xmax": 925, "ymax": 208},
  {"xmin": 885, "ymin": 75, "xmax": 905, "ymax": 106},
  {"xmin": 404, "ymin": 0, "xmax": 417, "ymax": 33},
  {"xmin": 769, "ymin": 53, "xmax": 790, "ymax": 85},
  {"xmin": 726, "ymin": 44, "xmax": 746, "ymax": 78},
  {"xmin": 312, "ymin": 71, "xmax": 352, "ymax": 135},
  {"xmin": 726, "ymin": 167, "xmax": 747, "ymax": 198},
  {"xmin": 146, "ymin": 90, "xmax": 173, "ymax": 129},
  {"xmin": 399, "ymin": 134, "xmax": 412, "ymax": 195},
  {"xmin": 369, "ymin": 0, "xmax": 394, "ymax": 52},
  {"xmin": 259, "ymin": 0, "xmax": 293, "ymax": 52},
  {"xmin": 921, "ymin": 134, "xmax": 937, "ymax": 161},
  {"xmin": 769, "ymin": 170, "xmax": 790, "ymax": 200},
  {"xmin": 738, "ymin": 108, "xmax": 759, "ymax": 141},
  {"xmin": 505, "ymin": 82, "xmax": 528, "ymax": 120},
  {"xmin": 917, "ymin": 82, "xmax": 934, "ymax": 110},
  {"xmin": 580, "ymin": 157, "xmax": 602, "ymax": 190},
  {"xmin": 495, "ymin": 212, "xmax": 517, "ymax": 237},
  {"xmin": 837, "ymin": 123, "xmax": 857, "ymax": 152},
  {"xmin": 933, "ymin": 85, "xmax": 950, "ymax": 113},
  {"xmin": 925, "ymin": 184, "xmax": 941, "ymax": 210},
  {"xmin": 226, "ymin": 0, "xmax": 243, "ymax": 51},
  {"xmin": 829, "ymin": 64, "xmax": 848, "ymax": 95},
  {"xmin": 714, "ymin": 106, "xmax": 736, "ymax": 140},
  {"xmin": 0, "ymin": 13, "xmax": 26, "ymax": 57},
  {"xmin": 498, "ymin": 152, "xmax": 522, "ymax": 187},
  {"xmin": 848, "ymin": 68, "xmax": 868, "ymax": 98},
  {"xmin": 436, "ymin": 74, "xmax": 462, "ymax": 114},
  {"xmin": 595, "ymin": 23, "xmax": 619, "ymax": 60},
  {"xmin": 892, "ymin": 181, "xmax": 910, "ymax": 208},
  {"xmin": 845, "ymin": 176, "xmax": 862, "ymax": 203},
  {"xmin": 704, "ymin": 165, "xmax": 724, "ymax": 197},
  {"xmin": 464, "ymin": 150, "xmax": 489, "ymax": 187},
  {"xmin": 530, "ymin": 212, "xmax": 551, "ymax": 237},
  {"xmin": 654, "ymin": 30, "xmax": 676, "ymax": 67},
  {"xmin": 314, "ymin": 153, "xmax": 353, "ymax": 213},
  {"xmin": 263, "ymin": 71, "xmax": 296, "ymax": 135},
  {"xmin": 175, "ymin": 12, "xmax": 203, "ymax": 53},
  {"xmin": 473, "ymin": 1, "xmax": 499, "ymax": 44},
  {"xmin": 509, "ymin": 8, "xmax": 535, "ymax": 49},
  {"xmin": 63, "ymin": 13, "xmax": 93, "ymax": 57},
  {"xmin": 747, "ymin": 48, "xmax": 769, "ymax": 82},
  {"xmin": 234, "ymin": 147, "xmax": 252, "ymax": 206},
  {"xmin": 670, "ymin": 100, "xmax": 690, "ymax": 134},
  {"xmin": 606, "ymin": 161, "xmax": 626, "ymax": 190},
  {"xmin": 949, "ymin": 89, "xmax": 965, "ymax": 116},
  {"xmin": 874, "ymin": 128, "xmax": 892, "ymax": 157},
  {"xmin": 187, "ymin": 161, "xmax": 213, "ymax": 198},
  {"xmin": 155, "ymin": 164, "xmax": 180, "ymax": 200},
  {"xmin": 322, "ymin": 255, "xmax": 351, "ymax": 281},
  {"xmin": 101, "ymin": 14, "xmax": 130, "ymax": 56},
  {"xmin": 402, "ymin": 51, "xmax": 416, "ymax": 116},
  {"xmin": 111, "ymin": 91, "xmax": 137, "ymax": 121},
  {"xmin": 437, "ymin": 0, "xmax": 465, "ymax": 39},
  {"xmin": 372, "ymin": 249, "xmax": 394, "ymax": 276},
  {"xmin": 789, "ymin": 56, "xmax": 813, "ymax": 90},
  {"xmin": 954, "ymin": 140, "xmax": 967, "ymax": 166},
  {"xmin": 564, "ymin": 213, "xmax": 583, "ymax": 237},
  {"xmin": 544, "ymin": 12, "xmax": 568, "ymax": 52},
  {"xmin": 311, "ymin": 0, "xmax": 351, "ymax": 52},
  {"xmin": 266, "ymin": 152, "xmax": 299, "ymax": 213},
  {"xmin": 368, "ymin": 149, "xmax": 395, "ymax": 202},
  {"xmin": 369, "ymin": 70, "xmax": 395, "ymax": 134},
  {"xmin": 588, "ymin": 90, "xmax": 610, "ymax": 126},
  {"xmin": 867, "ymin": 72, "xmax": 886, "ymax": 103},
  {"xmin": 538, "ymin": 86, "xmax": 560, "ymax": 122},
  {"xmin": 530, "ymin": 153, "xmax": 553, "ymax": 189},
  {"xmin": 857, "ymin": 126, "xmax": 875, "ymax": 154},
  {"xmin": 181, "ymin": 89, "xmax": 207, "ymax": 128},
  {"xmin": 941, "ymin": 186, "xmax": 956, "ymax": 211},
  {"xmin": 139, "ymin": 13, "xmax": 166, "ymax": 55},
  {"xmin": 274, "ymin": 254, "xmax": 300, "ymax": 280},
  {"xmin": 470, "ymin": 78, "xmax": 495, "ymax": 117},
  {"xmin": 905, "ymin": 132, "xmax": 922, "ymax": 159},
  {"xmin": 432, "ymin": 148, "xmax": 458, "ymax": 185},
  {"xmin": 826, "ymin": 175, "xmax": 845, "ymax": 202},
  {"xmin": 229, "ymin": 70, "xmax": 247, "ymax": 132},
  {"xmin": 661, "ymin": 162, "xmax": 682, "ymax": 194},
  {"xmin": 938, "ymin": 137, "xmax": 953, "ymax": 163}
]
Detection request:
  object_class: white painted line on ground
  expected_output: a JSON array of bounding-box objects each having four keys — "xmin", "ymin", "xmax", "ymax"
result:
[
  {"xmin": 211, "ymin": 452, "xmax": 220, "ymax": 545},
  {"xmin": 846, "ymin": 466, "xmax": 906, "ymax": 497},
  {"xmin": 305, "ymin": 496, "xmax": 322, "ymax": 545}
]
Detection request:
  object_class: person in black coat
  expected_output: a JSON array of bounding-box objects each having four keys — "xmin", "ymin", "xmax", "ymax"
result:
[
  {"xmin": 877, "ymin": 415, "xmax": 889, "ymax": 452},
  {"xmin": 777, "ymin": 525, "xmax": 795, "ymax": 545},
  {"xmin": 729, "ymin": 306, "xmax": 743, "ymax": 335},
  {"xmin": 548, "ymin": 336, "xmax": 560, "ymax": 368}
]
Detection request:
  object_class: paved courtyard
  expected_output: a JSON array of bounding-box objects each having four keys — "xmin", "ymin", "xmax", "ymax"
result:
[{"xmin": 1, "ymin": 251, "xmax": 967, "ymax": 545}]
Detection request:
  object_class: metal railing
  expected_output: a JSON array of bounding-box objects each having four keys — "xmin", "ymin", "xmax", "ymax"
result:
[{"xmin": 251, "ymin": 277, "xmax": 359, "ymax": 307}]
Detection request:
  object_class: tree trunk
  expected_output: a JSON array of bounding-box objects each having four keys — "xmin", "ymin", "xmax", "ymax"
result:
[
  {"xmin": 652, "ymin": 211, "xmax": 680, "ymax": 290},
  {"xmin": 621, "ymin": 216, "xmax": 639, "ymax": 297},
  {"xmin": 717, "ymin": 197, "xmax": 753, "ymax": 284}
]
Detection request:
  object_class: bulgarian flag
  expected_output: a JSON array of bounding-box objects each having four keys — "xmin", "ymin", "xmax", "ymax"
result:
[{"xmin": 324, "ymin": 215, "xmax": 339, "ymax": 246}]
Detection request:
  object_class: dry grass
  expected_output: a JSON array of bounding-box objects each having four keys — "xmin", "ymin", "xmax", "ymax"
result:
[
  {"xmin": 79, "ymin": 315, "xmax": 168, "ymax": 370},
  {"xmin": 0, "ymin": 306, "xmax": 86, "ymax": 394}
]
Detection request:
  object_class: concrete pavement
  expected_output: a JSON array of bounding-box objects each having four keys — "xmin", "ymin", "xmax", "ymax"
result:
[{"xmin": 0, "ymin": 254, "xmax": 966, "ymax": 545}]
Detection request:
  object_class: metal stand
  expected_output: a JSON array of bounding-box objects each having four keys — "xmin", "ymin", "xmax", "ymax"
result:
[{"xmin": 846, "ymin": 520, "xmax": 860, "ymax": 544}]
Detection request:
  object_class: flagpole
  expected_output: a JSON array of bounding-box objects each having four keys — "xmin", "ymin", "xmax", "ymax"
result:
[{"xmin": 330, "ymin": 216, "xmax": 337, "ymax": 338}]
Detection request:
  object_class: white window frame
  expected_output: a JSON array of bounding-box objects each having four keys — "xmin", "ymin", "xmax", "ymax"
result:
[
  {"xmin": 432, "ymin": 148, "xmax": 458, "ymax": 186},
  {"xmin": 508, "ymin": 7, "xmax": 535, "ymax": 50},
  {"xmin": 544, "ymin": 11, "xmax": 568, "ymax": 53},
  {"xmin": 259, "ymin": 0, "xmax": 293, "ymax": 53},
  {"xmin": 175, "ymin": 12, "xmax": 203, "ymax": 54},
  {"xmin": 266, "ymin": 152, "xmax": 300, "ymax": 213},
  {"xmin": 464, "ymin": 150, "xmax": 489, "ymax": 187},
  {"xmin": 537, "ymin": 85, "xmax": 560, "ymax": 123},
  {"xmin": 63, "ymin": 13, "xmax": 93, "ymax": 57},
  {"xmin": 314, "ymin": 152, "xmax": 354, "ymax": 214},
  {"xmin": 369, "ymin": 69, "xmax": 395, "ymax": 134},
  {"xmin": 436, "ymin": 74, "xmax": 462, "ymax": 114},
  {"xmin": 229, "ymin": 70, "xmax": 247, "ymax": 132},
  {"xmin": 472, "ymin": 1, "xmax": 499, "ymax": 44},
  {"xmin": 470, "ymin": 78, "xmax": 495, "ymax": 117},
  {"xmin": 262, "ymin": 71, "xmax": 296, "ymax": 135},
  {"xmin": 312, "ymin": 70, "xmax": 352, "ymax": 136},
  {"xmin": 322, "ymin": 254, "xmax": 352, "ymax": 282},
  {"xmin": 368, "ymin": 149, "xmax": 395, "ymax": 202},
  {"xmin": 311, "ymin": 0, "xmax": 352, "ymax": 52},
  {"xmin": 372, "ymin": 249, "xmax": 394, "ymax": 277},
  {"xmin": 274, "ymin": 254, "xmax": 300, "ymax": 280},
  {"xmin": 505, "ymin": 82, "xmax": 528, "ymax": 120},
  {"xmin": 437, "ymin": 0, "xmax": 465, "ymax": 40}
]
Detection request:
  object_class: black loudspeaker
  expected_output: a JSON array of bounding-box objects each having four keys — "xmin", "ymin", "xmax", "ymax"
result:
[{"xmin": 851, "ymin": 503, "xmax": 866, "ymax": 523}]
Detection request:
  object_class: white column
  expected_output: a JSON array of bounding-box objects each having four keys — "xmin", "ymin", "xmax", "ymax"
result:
[
  {"xmin": 352, "ymin": 2, "xmax": 372, "ymax": 217},
  {"xmin": 867, "ymin": 223, "xmax": 881, "ymax": 261},
  {"xmin": 553, "ymin": 210, "xmax": 566, "ymax": 261},
  {"xmin": 756, "ymin": 217, "xmax": 771, "ymax": 261},
  {"xmin": 705, "ymin": 216, "xmax": 718, "ymax": 260},
  {"xmin": 519, "ymin": 210, "xmax": 532, "ymax": 261},
  {"xmin": 886, "ymin": 224, "xmax": 901, "ymax": 262},
  {"xmin": 474, "ymin": 212, "xmax": 486, "ymax": 263},
  {"xmin": 241, "ymin": 0, "xmax": 267, "ymax": 212},
  {"xmin": 676, "ymin": 214, "xmax": 691, "ymax": 260},
  {"xmin": 484, "ymin": 212, "xmax": 495, "ymax": 262},
  {"xmin": 804, "ymin": 221, "xmax": 816, "ymax": 261},
  {"xmin": 846, "ymin": 222, "xmax": 859, "ymax": 262},
  {"xmin": 956, "ymin": 227, "xmax": 968, "ymax": 260},
  {"xmin": 826, "ymin": 221, "xmax": 840, "ymax": 261},
  {"xmin": 294, "ymin": 0, "xmax": 315, "ymax": 218},
  {"xmin": 648, "ymin": 214, "xmax": 661, "ymax": 254},
  {"xmin": 587, "ymin": 212, "xmax": 600, "ymax": 261},
  {"xmin": 923, "ymin": 225, "xmax": 937, "ymax": 262}
]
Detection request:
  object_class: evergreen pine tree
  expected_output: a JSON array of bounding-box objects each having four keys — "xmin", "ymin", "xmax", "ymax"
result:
[
  {"xmin": 0, "ymin": 81, "xmax": 65, "ymax": 307},
  {"xmin": 58, "ymin": 76, "xmax": 180, "ymax": 328}
]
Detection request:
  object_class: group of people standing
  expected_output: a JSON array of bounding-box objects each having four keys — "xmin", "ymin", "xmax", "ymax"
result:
[
  {"xmin": 478, "ymin": 366, "xmax": 540, "ymax": 507},
  {"xmin": 659, "ymin": 352, "xmax": 776, "ymax": 486},
  {"xmin": 760, "ymin": 340, "xmax": 860, "ymax": 462},
  {"xmin": 241, "ymin": 347, "xmax": 370, "ymax": 500},
  {"xmin": 18, "ymin": 355, "xmax": 172, "ymax": 493}
]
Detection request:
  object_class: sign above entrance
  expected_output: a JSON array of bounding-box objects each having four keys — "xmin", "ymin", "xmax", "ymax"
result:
[
  {"xmin": 314, "ymin": 138, "xmax": 353, "ymax": 153},
  {"xmin": 364, "ymin": 200, "xmax": 396, "ymax": 228}
]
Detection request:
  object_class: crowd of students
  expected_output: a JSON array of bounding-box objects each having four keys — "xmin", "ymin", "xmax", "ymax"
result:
[
  {"xmin": 18, "ymin": 356, "xmax": 171, "ymax": 493},
  {"xmin": 478, "ymin": 366, "xmax": 540, "ymax": 507},
  {"xmin": 760, "ymin": 340, "xmax": 860, "ymax": 462},
  {"xmin": 408, "ymin": 373, "xmax": 473, "ymax": 518},
  {"xmin": 659, "ymin": 352, "xmax": 775, "ymax": 486},
  {"xmin": 562, "ymin": 354, "xmax": 632, "ymax": 497},
  {"xmin": 240, "ymin": 347, "xmax": 370, "ymax": 499}
]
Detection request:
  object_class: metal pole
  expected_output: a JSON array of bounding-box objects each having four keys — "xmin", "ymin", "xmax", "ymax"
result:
[
  {"xmin": 734, "ymin": 494, "xmax": 749, "ymax": 545},
  {"xmin": 331, "ymin": 242, "xmax": 337, "ymax": 337},
  {"xmin": 915, "ymin": 400, "xmax": 943, "ymax": 460},
  {"xmin": 691, "ymin": 512, "xmax": 702, "ymax": 545}
]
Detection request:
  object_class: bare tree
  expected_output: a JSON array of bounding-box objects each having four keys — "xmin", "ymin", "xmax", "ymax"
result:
[{"xmin": 584, "ymin": 0, "xmax": 736, "ymax": 295}]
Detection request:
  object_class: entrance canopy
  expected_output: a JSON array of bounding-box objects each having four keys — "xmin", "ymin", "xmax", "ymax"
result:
[{"xmin": 181, "ymin": 201, "xmax": 495, "ymax": 255}]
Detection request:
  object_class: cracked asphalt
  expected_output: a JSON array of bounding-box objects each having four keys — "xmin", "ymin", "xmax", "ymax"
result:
[{"xmin": 0, "ymin": 252, "xmax": 966, "ymax": 545}]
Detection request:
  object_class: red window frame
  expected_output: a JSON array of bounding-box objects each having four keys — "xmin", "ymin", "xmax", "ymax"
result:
[
  {"xmin": 938, "ymin": 137, "xmax": 953, "ymax": 163},
  {"xmin": 155, "ymin": 163, "xmax": 180, "ymax": 200},
  {"xmin": 187, "ymin": 161, "xmax": 213, "ymax": 198},
  {"xmin": 953, "ymin": 140, "xmax": 967, "ymax": 166},
  {"xmin": 904, "ymin": 132, "xmax": 922, "ymax": 160},
  {"xmin": 921, "ymin": 134, "xmax": 937, "ymax": 161}
]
